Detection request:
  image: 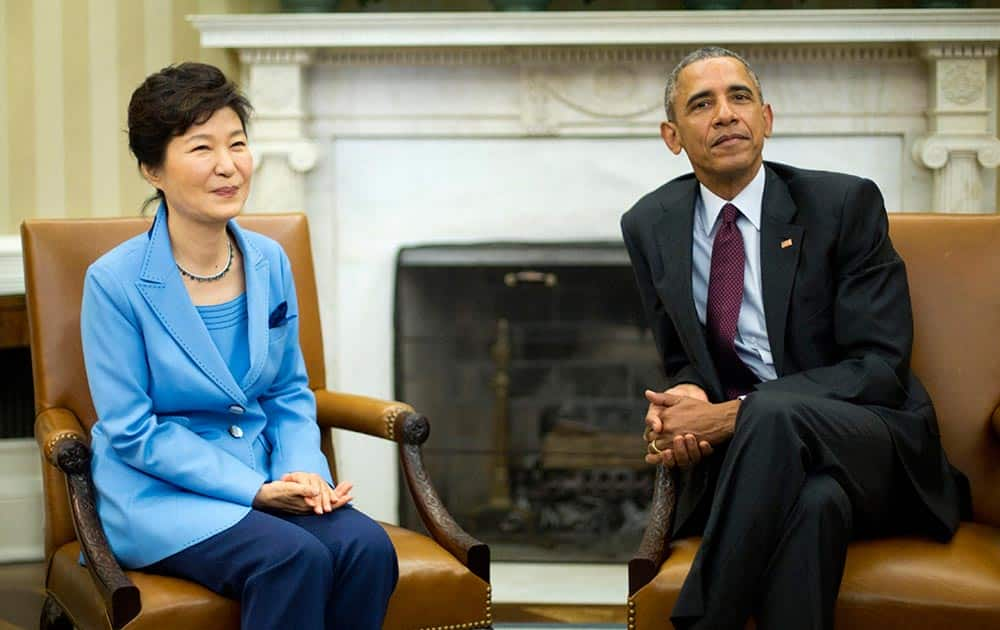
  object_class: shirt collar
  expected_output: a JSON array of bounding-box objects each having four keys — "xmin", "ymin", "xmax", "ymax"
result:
[{"xmin": 697, "ymin": 164, "xmax": 766, "ymax": 235}]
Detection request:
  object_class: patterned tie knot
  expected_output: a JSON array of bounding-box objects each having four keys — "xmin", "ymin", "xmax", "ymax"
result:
[{"xmin": 721, "ymin": 203, "xmax": 740, "ymax": 225}]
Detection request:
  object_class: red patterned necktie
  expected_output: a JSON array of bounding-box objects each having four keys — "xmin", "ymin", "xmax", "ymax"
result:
[{"xmin": 705, "ymin": 203, "xmax": 753, "ymax": 399}]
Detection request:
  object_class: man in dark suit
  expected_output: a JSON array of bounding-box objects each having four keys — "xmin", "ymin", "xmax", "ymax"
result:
[{"xmin": 621, "ymin": 47, "xmax": 967, "ymax": 629}]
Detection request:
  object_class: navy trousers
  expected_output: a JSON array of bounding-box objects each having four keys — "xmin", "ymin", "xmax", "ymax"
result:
[
  {"xmin": 144, "ymin": 505, "xmax": 398, "ymax": 630},
  {"xmin": 670, "ymin": 391, "xmax": 905, "ymax": 630}
]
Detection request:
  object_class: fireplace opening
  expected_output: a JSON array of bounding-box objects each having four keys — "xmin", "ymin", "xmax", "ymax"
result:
[{"xmin": 394, "ymin": 243, "xmax": 662, "ymax": 562}]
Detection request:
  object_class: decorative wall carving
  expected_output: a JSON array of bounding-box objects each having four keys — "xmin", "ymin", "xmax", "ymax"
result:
[{"xmin": 941, "ymin": 60, "xmax": 986, "ymax": 107}]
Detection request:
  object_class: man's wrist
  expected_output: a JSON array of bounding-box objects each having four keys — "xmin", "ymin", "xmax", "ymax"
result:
[{"xmin": 712, "ymin": 399, "xmax": 741, "ymax": 441}]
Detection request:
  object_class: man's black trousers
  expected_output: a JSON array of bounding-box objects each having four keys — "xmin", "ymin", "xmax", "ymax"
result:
[{"xmin": 670, "ymin": 390, "xmax": 909, "ymax": 630}]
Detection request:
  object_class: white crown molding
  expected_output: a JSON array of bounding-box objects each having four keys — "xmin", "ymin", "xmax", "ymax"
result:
[
  {"xmin": 191, "ymin": 10, "xmax": 1000, "ymax": 50},
  {"xmin": 300, "ymin": 44, "xmax": 919, "ymax": 67}
]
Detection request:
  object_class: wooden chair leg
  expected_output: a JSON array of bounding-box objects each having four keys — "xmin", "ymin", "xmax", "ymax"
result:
[{"xmin": 40, "ymin": 595, "xmax": 73, "ymax": 630}]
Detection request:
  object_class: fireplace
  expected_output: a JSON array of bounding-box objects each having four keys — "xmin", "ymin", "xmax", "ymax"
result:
[{"xmin": 394, "ymin": 243, "xmax": 662, "ymax": 562}]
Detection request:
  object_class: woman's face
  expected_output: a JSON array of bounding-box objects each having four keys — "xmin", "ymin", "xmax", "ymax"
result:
[{"xmin": 142, "ymin": 106, "xmax": 252, "ymax": 226}]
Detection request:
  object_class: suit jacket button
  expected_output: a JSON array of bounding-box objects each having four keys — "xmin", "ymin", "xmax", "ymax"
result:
[
  {"xmin": 228, "ymin": 404, "xmax": 245, "ymax": 415},
  {"xmin": 229, "ymin": 425, "xmax": 244, "ymax": 439}
]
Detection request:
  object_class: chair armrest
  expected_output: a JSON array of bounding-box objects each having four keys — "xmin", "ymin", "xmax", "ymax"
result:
[
  {"xmin": 397, "ymin": 412, "xmax": 490, "ymax": 584},
  {"xmin": 313, "ymin": 390, "xmax": 490, "ymax": 582},
  {"xmin": 628, "ymin": 465, "xmax": 677, "ymax": 596},
  {"xmin": 36, "ymin": 408, "xmax": 141, "ymax": 630},
  {"xmin": 314, "ymin": 390, "xmax": 415, "ymax": 441}
]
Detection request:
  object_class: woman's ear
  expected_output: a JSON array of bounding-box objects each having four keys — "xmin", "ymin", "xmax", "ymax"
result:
[{"xmin": 140, "ymin": 163, "xmax": 161, "ymax": 189}]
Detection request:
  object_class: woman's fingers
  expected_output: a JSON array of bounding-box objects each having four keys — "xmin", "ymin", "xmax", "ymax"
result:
[
  {"xmin": 322, "ymin": 483, "xmax": 334, "ymax": 513},
  {"xmin": 270, "ymin": 474, "xmax": 352, "ymax": 514},
  {"xmin": 331, "ymin": 481, "xmax": 354, "ymax": 509}
]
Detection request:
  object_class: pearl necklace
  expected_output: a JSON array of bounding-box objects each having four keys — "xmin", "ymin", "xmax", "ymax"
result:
[{"xmin": 176, "ymin": 239, "xmax": 234, "ymax": 283}]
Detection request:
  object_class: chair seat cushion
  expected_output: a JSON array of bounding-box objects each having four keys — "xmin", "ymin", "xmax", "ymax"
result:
[
  {"xmin": 381, "ymin": 523, "xmax": 492, "ymax": 630},
  {"xmin": 48, "ymin": 541, "xmax": 239, "ymax": 630},
  {"xmin": 47, "ymin": 523, "xmax": 490, "ymax": 630},
  {"xmin": 630, "ymin": 522, "xmax": 1000, "ymax": 629}
]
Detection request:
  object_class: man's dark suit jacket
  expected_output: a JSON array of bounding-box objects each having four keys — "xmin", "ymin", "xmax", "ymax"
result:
[{"xmin": 621, "ymin": 161, "xmax": 966, "ymax": 541}]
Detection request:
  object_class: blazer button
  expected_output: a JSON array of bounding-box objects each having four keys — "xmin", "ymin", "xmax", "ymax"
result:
[
  {"xmin": 229, "ymin": 425, "xmax": 244, "ymax": 439},
  {"xmin": 228, "ymin": 404, "xmax": 245, "ymax": 415}
]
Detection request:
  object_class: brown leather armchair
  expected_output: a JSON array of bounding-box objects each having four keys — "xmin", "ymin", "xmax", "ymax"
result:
[
  {"xmin": 627, "ymin": 213, "xmax": 1000, "ymax": 629},
  {"xmin": 22, "ymin": 214, "xmax": 492, "ymax": 630}
]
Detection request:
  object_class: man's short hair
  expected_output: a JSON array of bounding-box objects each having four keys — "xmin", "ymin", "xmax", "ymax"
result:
[{"xmin": 664, "ymin": 47, "xmax": 764, "ymax": 122}]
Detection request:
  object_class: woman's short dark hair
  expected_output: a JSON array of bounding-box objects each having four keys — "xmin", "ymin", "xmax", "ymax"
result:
[{"xmin": 127, "ymin": 62, "xmax": 252, "ymax": 173}]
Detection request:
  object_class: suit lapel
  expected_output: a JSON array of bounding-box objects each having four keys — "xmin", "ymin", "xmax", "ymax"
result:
[
  {"xmin": 653, "ymin": 180, "xmax": 725, "ymax": 400},
  {"xmin": 759, "ymin": 166, "xmax": 804, "ymax": 377},
  {"xmin": 135, "ymin": 205, "xmax": 248, "ymax": 404},
  {"xmin": 230, "ymin": 220, "xmax": 269, "ymax": 392}
]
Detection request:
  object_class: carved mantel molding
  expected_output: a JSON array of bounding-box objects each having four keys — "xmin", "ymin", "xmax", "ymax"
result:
[{"xmin": 193, "ymin": 9, "xmax": 1000, "ymax": 215}]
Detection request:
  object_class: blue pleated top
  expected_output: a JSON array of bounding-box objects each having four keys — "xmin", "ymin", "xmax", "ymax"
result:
[{"xmin": 196, "ymin": 293, "xmax": 249, "ymax": 383}]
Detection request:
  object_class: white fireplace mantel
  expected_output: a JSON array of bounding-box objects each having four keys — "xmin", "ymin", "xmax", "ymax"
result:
[{"xmin": 187, "ymin": 10, "xmax": 1000, "ymax": 605}]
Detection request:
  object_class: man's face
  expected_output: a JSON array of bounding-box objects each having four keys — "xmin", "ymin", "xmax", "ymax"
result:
[{"xmin": 661, "ymin": 56, "xmax": 773, "ymax": 194}]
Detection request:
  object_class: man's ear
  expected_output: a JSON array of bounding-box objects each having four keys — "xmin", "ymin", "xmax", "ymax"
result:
[
  {"xmin": 140, "ymin": 163, "xmax": 161, "ymax": 189},
  {"xmin": 660, "ymin": 121, "xmax": 683, "ymax": 156},
  {"xmin": 762, "ymin": 103, "xmax": 774, "ymax": 139}
]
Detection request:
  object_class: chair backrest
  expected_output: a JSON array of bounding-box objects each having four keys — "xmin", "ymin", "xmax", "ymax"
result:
[
  {"xmin": 21, "ymin": 213, "xmax": 327, "ymax": 427},
  {"xmin": 889, "ymin": 214, "xmax": 1000, "ymax": 527}
]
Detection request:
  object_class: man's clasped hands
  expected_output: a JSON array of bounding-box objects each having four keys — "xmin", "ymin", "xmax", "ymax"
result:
[{"xmin": 643, "ymin": 384, "xmax": 742, "ymax": 469}]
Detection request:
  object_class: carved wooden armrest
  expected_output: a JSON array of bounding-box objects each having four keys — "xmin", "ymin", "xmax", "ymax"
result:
[
  {"xmin": 628, "ymin": 465, "xmax": 677, "ymax": 596},
  {"xmin": 35, "ymin": 407, "xmax": 141, "ymax": 630},
  {"xmin": 397, "ymin": 412, "xmax": 490, "ymax": 583},
  {"xmin": 313, "ymin": 390, "xmax": 489, "ymax": 582}
]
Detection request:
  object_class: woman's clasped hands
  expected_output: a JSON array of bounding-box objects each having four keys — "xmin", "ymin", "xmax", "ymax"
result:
[{"xmin": 253, "ymin": 472, "xmax": 354, "ymax": 515}]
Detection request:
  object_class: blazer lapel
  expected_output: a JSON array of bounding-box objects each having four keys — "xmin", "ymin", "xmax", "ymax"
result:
[
  {"xmin": 135, "ymin": 205, "xmax": 248, "ymax": 404},
  {"xmin": 229, "ymin": 220, "xmax": 269, "ymax": 392},
  {"xmin": 759, "ymin": 166, "xmax": 804, "ymax": 377},
  {"xmin": 652, "ymin": 180, "xmax": 725, "ymax": 400}
]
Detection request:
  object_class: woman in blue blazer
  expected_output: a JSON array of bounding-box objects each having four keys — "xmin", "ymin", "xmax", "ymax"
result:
[{"xmin": 80, "ymin": 63, "xmax": 397, "ymax": 630}]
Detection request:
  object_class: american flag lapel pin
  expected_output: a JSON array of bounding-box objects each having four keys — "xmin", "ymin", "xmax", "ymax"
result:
[{"xmin": 780, "ymin": 238, "xmax": 793, "ymax": 249}]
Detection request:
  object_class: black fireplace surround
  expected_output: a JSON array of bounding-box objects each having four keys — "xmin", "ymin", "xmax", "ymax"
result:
[{"xmin": 394, "ymin": 242, "xmax": 663, "ymax": 562}]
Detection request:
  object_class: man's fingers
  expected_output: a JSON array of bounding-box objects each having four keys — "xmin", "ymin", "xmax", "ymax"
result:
[
  {"xmin": 645, "ymin": 389, "xmax": 683, "ymax": 406},
  {"xmin": 662, "ymin": 448, "xmax": 676, "ymax": 469},
  {"xmin": 699, "ymin": 440, "xmax": 713, "ymax": 456},
  {"xmin": 644, "ymin": 426, "xmax": 665, "ymax": 444},
  {"xmin": 645, "ymin": 408, "xmax": 663, "ymax": 433},
  {"xmin": 683, "ymin": 434, "xmax": 701, "ymax": 465},
  {"xmin": 665, "ymin": 384, "xmax": 710, "ymax": 403},
  {"xmin": 671, "ymin": 436, "xmax": 691, "ymax": 468}
]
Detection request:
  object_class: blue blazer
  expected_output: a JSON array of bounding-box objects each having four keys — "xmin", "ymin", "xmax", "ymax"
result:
[{"xmin": 81, "ymin": 205, "xmax": 333, "ymax": 569}]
